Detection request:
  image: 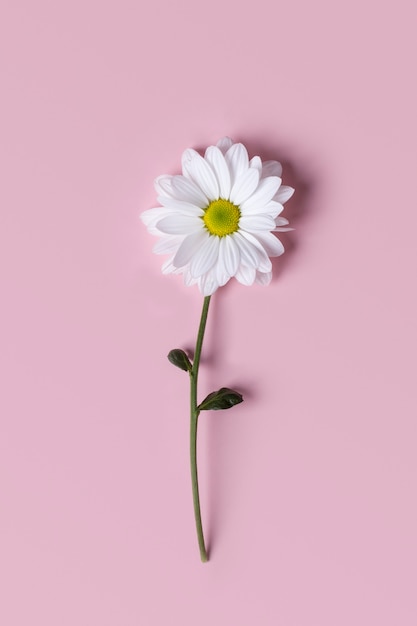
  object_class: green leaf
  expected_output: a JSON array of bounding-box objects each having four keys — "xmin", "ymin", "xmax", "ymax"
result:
[
  {"xmin": 198, "ymin": 387, "xmax": 243, "ymax": 411},
  {"xmin": 167, "ymin": 349, "xmax": 192, "ymax": 372}
]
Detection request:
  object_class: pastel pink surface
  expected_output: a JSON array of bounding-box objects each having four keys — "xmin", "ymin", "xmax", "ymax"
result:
[{"xmin": 1, "ymin": 0, "xmax": 416, "ymax": 624}]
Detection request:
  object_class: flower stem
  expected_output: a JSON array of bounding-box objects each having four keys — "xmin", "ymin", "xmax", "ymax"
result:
[{"xmin": 190, "ymin": 295, "xmax": 211, "ymax": 562}]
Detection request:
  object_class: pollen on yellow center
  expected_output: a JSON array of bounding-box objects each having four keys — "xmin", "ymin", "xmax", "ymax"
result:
[{"xmin": 203, "ymin": 198, "xmax": 241, "ymax": 237}]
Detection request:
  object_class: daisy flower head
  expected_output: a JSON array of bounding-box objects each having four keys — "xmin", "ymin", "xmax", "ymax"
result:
[{"xmin": 141, "ymin": 137, "xmax": 294, "ymax": 295}]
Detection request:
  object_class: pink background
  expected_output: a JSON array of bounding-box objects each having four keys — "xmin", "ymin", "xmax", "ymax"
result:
[{"xmin": 1, "ymin": 0, "xmax": 416, "ymax": 624}]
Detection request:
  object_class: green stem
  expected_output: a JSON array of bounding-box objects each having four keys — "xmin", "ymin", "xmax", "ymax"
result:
[{"xmin": 190, "ymin": 295, "xmax": 211, "ymax": 562}]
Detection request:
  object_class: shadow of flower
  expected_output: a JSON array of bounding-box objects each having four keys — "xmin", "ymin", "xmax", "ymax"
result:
[{"xmin": 201, "ymin": 135, "xmax": 317, "ymax": 555}]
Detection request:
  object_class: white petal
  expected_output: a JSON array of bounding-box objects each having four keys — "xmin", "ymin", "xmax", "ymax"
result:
[
  {"xmin": 216, "ymin": 259, "xmax": 231, "ymax": 287},
  {"xmin": 162, "ymin": 258, "xmax": 182, "ymax": 275},
  {"xmin": 204, "ymin": 146, "xmax": 231, "ymax": 198},
  {"xmin": 173, "ymin": 230, "xmax": 210, "ymax": 268},
  {"xmin": 235, "ymin": 265, "xmax": 256, "ymax": 286},
  {"xmin": 184, "ymin": 268, "xmax": 198, "ymax": 286},
  {"xmin": 239, "ymin": 214, "xmax": 277, "ymax": 231},
  {"xmin": 190, "ymin": 235, "xmax": 220, "ymax": 278},
  {"xmin": 261, "ymin": 160, "xmax": 282, "ymax": 178},
  {"xmin": 141, "ymin": 207, "xmax": 172, "ymax": 235},
  {"xmin": 224, "ymin": 143, "xmax": 249, "ymax": 187},
  {"xmin": 157, "ymin": 215, "xmax": 202, "ymax": 235},
  {"xmin": 215, "ymin": 244, "xmax": 231, "ymax": 286},
  {"xmin": 241, "ymin": 200, "xmax": 283, "ymax": 219},
  {"xmin": 239, "ymin": 231, "xmax": 272, "ymax": 272},
  {"xmin": 216, "ymin": 238, "xmax": 232, "ymax": 285},
  {"xmin": 216, "ymin": 137, "xmax": 233, "ymax": 154},
  {"xmin": 182, "ymin": 149, "xmax": 219, "ymax": 199},
  {"xmin": 240, "ymin": 176, "xmax": 282, "ymax": 212},
  {"xmin": 255, "ymin": 271, "xmax": 272, "ymax": 286},
  {"xmin": 265, "ymin": 201, "xmax": 284, "ymax": 218},
  {"xmin": 229, "ymin": 168, "xmax": 260, "ymax": 205},
  {"xmin": 240, "ymin": 200, "xmax": 282, "ymax": 219},
  {"xmin": 141, "ymin": 206, "xmax": 168, "ymax": 225},
  {"xmin": 198, "ymin": 268, "xmax": 220, "ymax": 295},
  {"xmin": 274, "ymin": 217, "xmax": 293, "ymax": 232},
  {"xmin": 250, "ymin": 231, "xmax": 285, "ymax": 256},
  {"xmin": 171, "ymin": 175, "xmax": 208, "ymax": 206},
  {"xmin": 233, "ymin": 232, "xmax": 261, "ymax": 268},
  {"xmin": 222, "ymin": 235, "xmax": 240, "ymax": 276},
  {"xmin": 273, "ymin": 185, "xmax": 294, "ymax": 204},
  {"xmin": 153, "ymin": 235, "xmax": 183, "ymax": 255},
  {"xmin": 249, "ymin": 156, "xmax": 262, "ymax": 173},
  {"xmin": 158, "ymin": 196, "xmax": 204, "ymax": 215},
  {"xmin": 154, "ymin": 175, "xmax": 174, "ymax": 197}
]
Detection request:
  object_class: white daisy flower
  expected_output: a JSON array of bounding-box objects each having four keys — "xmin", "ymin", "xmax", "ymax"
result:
[{"xmin": 141, "ymin": 137, "xmax": 294, "ymax": 296}]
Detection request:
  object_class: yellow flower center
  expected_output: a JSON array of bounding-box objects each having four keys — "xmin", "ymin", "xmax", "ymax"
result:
[{"xmin": 203, "ymin": 199, "xmax": 241, "ymax": 237}]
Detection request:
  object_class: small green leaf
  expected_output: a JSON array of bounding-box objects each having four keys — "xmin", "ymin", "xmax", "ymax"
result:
[
  {"xmin": 198, "ymin": 387, "xmax": 243, "ymax": 411},
  {"xmin": 167, "ymin": 349, "xmax": 192, "ymax": 372}
]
